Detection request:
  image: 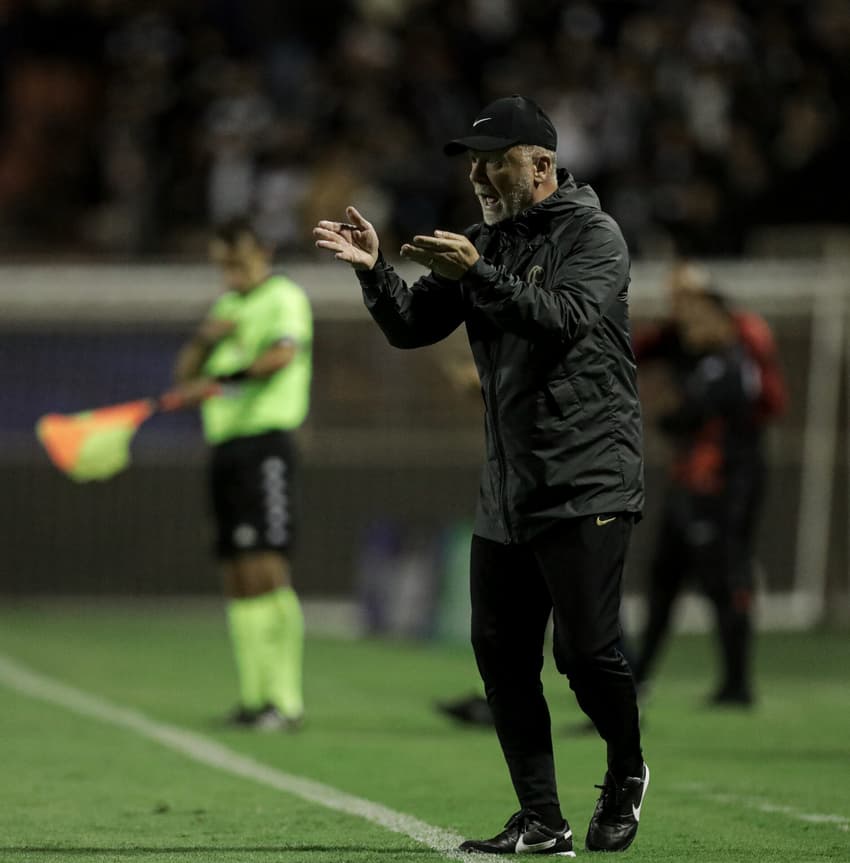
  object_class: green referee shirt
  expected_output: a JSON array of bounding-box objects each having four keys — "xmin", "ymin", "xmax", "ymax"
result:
[{"xmin": 200, "ymin": 274, "xmax": 312, "ymax": 445}]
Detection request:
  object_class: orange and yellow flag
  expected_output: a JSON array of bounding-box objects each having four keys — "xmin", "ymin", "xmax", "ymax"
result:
[{"xmin": 36, "ymin": 399, "xmax": 155, "ymax": 482}]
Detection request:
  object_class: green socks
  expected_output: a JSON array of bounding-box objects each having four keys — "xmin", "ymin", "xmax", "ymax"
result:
[
  {"xmin": 227, "ymin": 587, "xmax": 305, "ymax": 717},
  {"xmin": 227, "ymin": 594, "xmax": 267, "ymax": 711},
  {"xmin": 266, "ymin": 587, "xmax": 305, "ymax": 718}
]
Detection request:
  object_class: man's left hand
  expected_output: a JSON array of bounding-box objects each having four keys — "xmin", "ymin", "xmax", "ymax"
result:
[{"xmin": 401, "ymin": 230, "xmax": 479, "ymax": 280}]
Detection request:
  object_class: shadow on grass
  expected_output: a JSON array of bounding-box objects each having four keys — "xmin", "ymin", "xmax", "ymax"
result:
[
  {"xmin": 204, "ymin": 715, "xmax": 482, "ymax": 739},
  {"xmin": 0, "ymin": 847, "xmax": 433, "ymax": 856}
]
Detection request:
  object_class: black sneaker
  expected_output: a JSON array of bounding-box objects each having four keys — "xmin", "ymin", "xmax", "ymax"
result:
[
  {"xmin": 706, "ymin": 688, "xmax": 754, "ymax": 708},
  {"xmin": 251, "ymin": 705, "xmax": 289, "ymax": 731},
  {"xmin": 435, "ymin": 695, "xmax": 494, "ymax": 727},
  {"xmin": 459, "ymin": 810, "xmax": 575, "ymax": 856},
  {"xmin": 226, "ymin": 705, "xmax": 264, "ymax": 727},
  {"xmin": 585, "ymin": 763, "xmax": 649, "ymax": 852},
  {"xmin": 280, "ymin": 711, "xmax": 305, "ymax": 732},
  {"xmin": 226, "ymin": 704, "xmax": 302, "ymax": 732}
]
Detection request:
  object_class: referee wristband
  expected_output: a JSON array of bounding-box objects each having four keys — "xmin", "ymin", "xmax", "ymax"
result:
[{"xmin": 215, "ymin": 369, "xmax": 250, "ymax": 383}]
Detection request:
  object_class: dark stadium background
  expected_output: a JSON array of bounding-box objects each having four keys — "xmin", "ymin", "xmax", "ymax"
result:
[{"xmin": 0, "ymin": 0, "xmax": 847, "ymax": 259}]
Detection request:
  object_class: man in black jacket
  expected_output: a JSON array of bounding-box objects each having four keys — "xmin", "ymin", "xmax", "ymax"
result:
[{"xmin": 314, "ymin": 95, "xmax": 648, "ymax": 856}]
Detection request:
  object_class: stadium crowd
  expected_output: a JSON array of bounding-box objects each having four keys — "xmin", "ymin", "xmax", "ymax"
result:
[{"xmin": 0, "ymin": 0, "xmax": 847, "ymax": 258}]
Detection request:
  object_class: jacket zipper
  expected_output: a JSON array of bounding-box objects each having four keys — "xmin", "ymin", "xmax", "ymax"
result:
[
  {"xmin": 488, "ymin": 343, "xmax": 513, "ymax": 544},
  {"xmin": 483, "ymin": 228, "xmax": 514, "ymax": 543}
]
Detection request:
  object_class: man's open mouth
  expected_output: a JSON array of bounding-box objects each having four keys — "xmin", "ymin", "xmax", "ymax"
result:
[{"xmin": 479, "ymin": 193, "xmax": 500, "ymax": 208}]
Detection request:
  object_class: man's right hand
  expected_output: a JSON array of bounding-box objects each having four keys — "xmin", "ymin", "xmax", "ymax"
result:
[{"xmin": 313, "ymin": 206, "xmax": 379, "ymax": 270}]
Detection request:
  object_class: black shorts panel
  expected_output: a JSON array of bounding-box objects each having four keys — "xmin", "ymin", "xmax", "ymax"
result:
[{"xmin": 209, "ymin": 431, "xmax": 297, "ymax": 559}]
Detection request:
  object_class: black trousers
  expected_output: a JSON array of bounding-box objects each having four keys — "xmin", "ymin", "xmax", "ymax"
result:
[
  {"xmin": 634, "ymin": 474, "xmax": 763, "ymax": 695},
  {"xmin": 470, "ymin": 515, "xmax": 643, "ymax": 814}
]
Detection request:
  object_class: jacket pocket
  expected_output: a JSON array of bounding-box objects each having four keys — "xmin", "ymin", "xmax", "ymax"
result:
[{"xmin": 543, "ymin": 376, "xmax": 581, "ymax": 419}]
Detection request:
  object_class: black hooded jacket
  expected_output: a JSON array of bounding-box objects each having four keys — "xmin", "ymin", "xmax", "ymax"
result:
[{"xmin": 357, "ymin": 170, "xmax": 644, "ymax": 543}]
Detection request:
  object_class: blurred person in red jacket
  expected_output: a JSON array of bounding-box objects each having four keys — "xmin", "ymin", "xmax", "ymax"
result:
[{"xmin": 631, "ymin": 263, "xmax": 787, "ymax": 706}]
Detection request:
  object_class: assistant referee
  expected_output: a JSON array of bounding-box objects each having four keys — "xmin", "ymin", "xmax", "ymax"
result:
[{"xmin": 172, "ymin": 217, "xmax": 312, "ymax": 730}]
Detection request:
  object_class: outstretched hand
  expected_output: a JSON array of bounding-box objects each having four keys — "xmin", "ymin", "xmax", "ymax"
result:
[
  {"xmin": 159, "ymin": 377, "xmax": 222, "ymax": 411},
  {"xmin": 400, "ymin": 230, "xmax": 480, "ymax": 280},
  {"xmin": 313, "ymin": 206, "xmax": 379, "ymax": 270}
]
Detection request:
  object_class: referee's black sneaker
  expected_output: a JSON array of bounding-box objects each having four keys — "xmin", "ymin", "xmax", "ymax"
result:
[
  {"xmin": 226, "ymin": 704, "xmax": 302, "ymax": 732},
  {"xmin": 435, "ymin": 694, "xmax": 494, "ymax": 726},
  {"xmin": 459, "ymin": 809, "xmax": 576, "ymax": 856},
  {"xmin": 585, "ymin": 762, "xmax": 649, "ymax": 852}
]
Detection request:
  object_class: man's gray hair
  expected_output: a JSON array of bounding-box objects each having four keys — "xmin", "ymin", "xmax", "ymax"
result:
[{"xmin": 517, "ymin": 145, "xmax": 558, "ymax": 177}]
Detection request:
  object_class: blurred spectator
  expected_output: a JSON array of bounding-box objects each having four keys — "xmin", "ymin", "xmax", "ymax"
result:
[
  {"xmin": 631, "ymin": 263, "xmax": 787, "ymax": 707},
  {"xmin": 0, "ymin": 0, "xmax": 848, "ymax": 258}
]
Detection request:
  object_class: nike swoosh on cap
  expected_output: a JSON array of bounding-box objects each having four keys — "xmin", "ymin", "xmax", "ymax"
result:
[
  {"xmin": 596, "ymin": 515, "xmax": 617, "ymax": 526},
  {"xmin": 472, "ymin": 117, "xmax": 492, "ymax": 126}
]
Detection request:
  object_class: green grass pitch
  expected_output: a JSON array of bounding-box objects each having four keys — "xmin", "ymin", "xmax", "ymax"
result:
[{"xmin": 0, "ymin": 602, "xmax": 848, "ymax": 862}]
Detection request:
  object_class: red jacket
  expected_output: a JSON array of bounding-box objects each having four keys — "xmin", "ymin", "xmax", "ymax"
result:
[{"xmin": 634, "ymin": 310, "xmax": 787, "ymax": 426}]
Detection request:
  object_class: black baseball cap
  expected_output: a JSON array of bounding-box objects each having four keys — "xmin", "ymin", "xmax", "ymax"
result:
[{"xmin": 444, "ymin": 95, "xmax": 558, "ymax": 156}]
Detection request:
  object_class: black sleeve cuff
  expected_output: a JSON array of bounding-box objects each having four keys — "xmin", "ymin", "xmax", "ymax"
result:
[
  {"xmin": 461, "ymin": 257, "xmax": 499, "ymax": 291},
  {"xmin": 355, "ymin": 251, "xmax": 393, "ymax": 293},
  {"xmin": 215, "ymin": 369, "xmax": 250, "ymax": 383}
]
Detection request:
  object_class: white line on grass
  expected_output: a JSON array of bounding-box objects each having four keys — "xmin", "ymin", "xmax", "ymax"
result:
[
  {"xmin": 0, "ymin": 654, "xmax": 477, "ymax": 860},
  {"xmin": 675, "ymin": 782, "xmax": 849, "ymax": 833}
]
